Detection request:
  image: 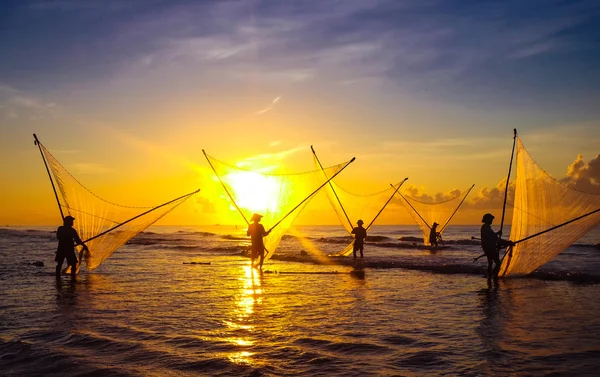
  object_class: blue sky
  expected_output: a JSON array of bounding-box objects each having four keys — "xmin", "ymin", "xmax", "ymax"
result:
[
  {"xmin": 1, "ymin": 0, "xmax": 599, "ymax": 224},
  {"xmin": 2, "ymin": 0, "xmax": 599, "ymax": 109}
]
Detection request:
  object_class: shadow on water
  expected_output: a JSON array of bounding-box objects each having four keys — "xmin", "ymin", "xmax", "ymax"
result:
[
  {"xmin": 53, "ymin": 272, "xmax": 114, "ymax": 314},
  {"xmin": 476, "ymin": 279, "xmax": 516, "ymax": 375},
  {"xmin": 55, "ymin": 277, "xmax": 77, "ymax": 308}
]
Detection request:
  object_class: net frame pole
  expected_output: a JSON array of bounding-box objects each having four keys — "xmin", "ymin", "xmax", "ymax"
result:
[
  {"xmin": 267, "ymin": 157, "xmax": 356, "ymax": 232},
  {"xmin": 311, "ymin": 146, "xmax": 354, "ymax": 230},
  {"xmin": 513, "ymin": 207, "xmax": 600, "ymax": 246},
  {"xmin": 82, "ymin": 189, "xmax": 200, "ymax": 243},
  {"xmin": 203, "ymin": 149, "xmax": 251, "ymax": 225},
  {"xmin": 392, "ymin": 187, "xmax": 431, "ymax": 230},
  {"xmin": 364, "ymin": 178, "xmax": 408, "ymax": 230},
  {"xmin": 332, "ymin": 178, "xmax": 407, "ymax": 257},
  {"xmin": 499, "ymin": 129, "xmax": 517, "ymax": 235},
  {"xmin": 440, "ymin": 184, "xmax": 475, "ymax": 233},
  {"xmin": 33, "ymin": 134, "xmax": 65, "ymax": 220}
]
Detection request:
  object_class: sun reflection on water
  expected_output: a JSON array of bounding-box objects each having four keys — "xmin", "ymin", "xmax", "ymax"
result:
[
  {"xmin": 223, "ymin": 264, "xmax": 263, "ymax": 366},
  {"xmin": 228, "ymin": 350, "xmax": 255, "ymax": 365}
]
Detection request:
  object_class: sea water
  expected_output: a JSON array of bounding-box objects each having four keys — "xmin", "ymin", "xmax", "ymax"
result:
[{"xmin": 1, "ymin": 225, "xmax": 600, "ymax": 376}]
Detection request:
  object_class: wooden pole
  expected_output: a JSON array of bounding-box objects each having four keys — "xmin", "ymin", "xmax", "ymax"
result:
[
  {"xmin": 440, "ymin": 184, "xmax": 475, "ymax": 233},
  {"xmin": 499, "ymin": 129, "xmax": 517, "ymax": 236},
  {"xmin": 82, "ymin": 189, "xmax": 200, "ymax": 243},
  {"xmin": 268, "ymin": 157, "xmax": 356, "ymax": 232},
  {"xmin": 33, "ymin": 134, "xmax": 65, "ymax": 220},
  {"xmin": 311, "ymin": 146, "xmax": 354, "ymax": 230},
  {"xmin": 203, "ymin": 150, "xmax": 250, "ymax": 225},
  {"xmin": 365, "ymin": 178, "xmax": 408, "ymax": 229}
]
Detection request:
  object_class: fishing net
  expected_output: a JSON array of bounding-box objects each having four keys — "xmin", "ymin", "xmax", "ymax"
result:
[
  {"xmin": 36, "ymin": 138, "xmax": 198, "ymax": 271},
  {"xmin": 204, "ymin": 150, "xmax": 354, "ymax": 261},
  {"xmin": 312, "ymin": 147, "xmax": 407, "ymax": 256},
  {"xmin": 499, "ymin": 138, "xmax": 600, "ymax": 276},
  {"xmin": 398, "ymin": 185, "xmax": 474, "ymax": 246}
]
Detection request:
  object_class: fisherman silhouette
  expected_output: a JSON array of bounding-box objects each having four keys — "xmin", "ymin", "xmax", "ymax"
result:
[
  {"xmin": 480, "ymin": 213, "xmax": 513, "ymax": 280},
  {"xmin": 247, "ymin": 213, "xmax": 270, "ymax": 270},
  {"xmin": 56, "ymin": 216, "xmax": 88, "ymax": 281},
  {"xmin": 351, "ymin": 219, "xmax": 367, "ymax": 258},
  {"xmin": 429, "ymin": 222, "xmax": 441, "ymax": 248}
]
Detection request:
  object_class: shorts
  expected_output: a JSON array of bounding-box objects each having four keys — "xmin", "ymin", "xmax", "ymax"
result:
[
  {"xmin": 251, "ymin": 245, "xmax": 264, "ymax": 258},
  {"xmin": 55, "ymin": 249, "xmax": 78, "ymax": 266},
  {"xmin": 353, "ymin": 242, "xmax": 364, "ymax": 252}
]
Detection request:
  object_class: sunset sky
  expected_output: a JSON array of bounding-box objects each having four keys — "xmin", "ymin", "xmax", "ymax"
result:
[{"xmin": 1, "ymin": 0, "xmax": 599, "ymax": 226}]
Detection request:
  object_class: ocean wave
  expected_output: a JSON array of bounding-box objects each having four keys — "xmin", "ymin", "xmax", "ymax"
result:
[
  {"xmin": 126, "ymin": 237, "xmax": 174, "ymax": 245},
  {"xmin": 149, "ymin": 244, "xmax": 245, "ymax": 254},
  {"xmin": 398, "ymin": 236, "xmax": 483, "ymax": 246},
  {"xmin": 0, "ymin": 228, "xmax": 55, "ymax": 240},
  {"xmin": 316, "ymin": 236, "xmax": 353, "ymax": 244},
  {"xmin": 220, "ymin": 234, "xmax": 247, "ymax": 241},
  {"xmin": 0, "ymin": 338, "xmax": 134, "ymax": 377},
  {"xmin": 175, "ymin": 230, "xmax": 216, "ymax": 237},
  {"xmin": 292, "ymin": 336, "xmax": 391, "ymax": 355},
  {"xmin": 398, "ymin": 236, "xmax": 423, "ymax": 242},
  {"xmin": 367, "ymin": 235, "xmax": 393, "ymax": 242},
  {"xmin": 269, "ymin": 255, "xmax": 600, "ymax": 284}
]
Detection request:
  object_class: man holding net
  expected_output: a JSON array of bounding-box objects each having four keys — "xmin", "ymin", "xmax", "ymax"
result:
[
  {"xmin": 429, "ymin": 222, "xmax": 441, "ymax": 248},
  {"xmin": 480, "ymin": 213, "xmax": 513, "ymax": 280},
  {"xmin": 247, "ymin": 213, "xmax": 271, "ymax": 270},
  {"xmin": 56, "ymin": 215, "xmax": 88, "ymax": 280},
  {"xmin": 351, "ymin": 219, "xmax": 367, "ymax": 259}
]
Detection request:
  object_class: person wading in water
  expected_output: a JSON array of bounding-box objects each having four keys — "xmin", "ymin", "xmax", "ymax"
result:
[
  {"xmin": 247, "ymin": 213, "xmax": 270, "ymax": 270},
  {"xmin": 56, "ymin": 215, "xmax": 88, "ymax": 280},
  {"xmin": 480, "ymin": 213, "xmax": 513, "ymax": 281},
  {"xmin": 351, "ymin": 219, "xmax": 367, "ymax": 259}
]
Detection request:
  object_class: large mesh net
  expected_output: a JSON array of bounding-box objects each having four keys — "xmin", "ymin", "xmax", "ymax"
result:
[
  {"xmin": 398, "ymin": 185, "xmax": 474, "ymax": 246},
  {"xmin": 203, "ymin": 150, "xmax": 354, "ymax": 261},
  {"xmin": 312, "ymin": 147, "xmax": 407, "ymax": 256},
  {"xmin": 499, "ymin": 138, "xmax": 600, "ymax": 276},
  {"xmin": 36, "ymin": 137, "xmax": 198, "ymax": 271}
]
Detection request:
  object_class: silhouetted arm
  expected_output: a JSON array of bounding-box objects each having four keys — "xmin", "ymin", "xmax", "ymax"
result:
[{"xmin": 72, "ymin": 229, "xmax": 88, "ymax": 250}]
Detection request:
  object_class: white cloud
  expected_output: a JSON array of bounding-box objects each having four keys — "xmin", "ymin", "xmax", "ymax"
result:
[{"xmin": 255, "ymin": 96, "xmax": 281, "ymax": 115}]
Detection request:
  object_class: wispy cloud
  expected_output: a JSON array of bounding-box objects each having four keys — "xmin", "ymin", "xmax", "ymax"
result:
[
  {"xmin": 236, "ymin": 145, "xmax": 307, "ymax": 171},
  {"xmin": 0, "ymin": 83, "xmax": 59, "ymax": 120},
  {"xmin": 2, "ymin": 0, "xmax": 597, "ymax": 105},
  {"xmin": 255, "ymin": 96, "xmax": 281, "ymax": 115}
]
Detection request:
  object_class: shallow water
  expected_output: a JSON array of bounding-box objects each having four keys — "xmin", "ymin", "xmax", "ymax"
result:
[{"xmin": 1, "ymin": 225, "xmax": 600, "ymax": 376}]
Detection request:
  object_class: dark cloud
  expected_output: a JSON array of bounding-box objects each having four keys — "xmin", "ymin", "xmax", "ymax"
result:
[{"xmin": 561, "ymin": 153, "xmax": 600, "ymax": 194}]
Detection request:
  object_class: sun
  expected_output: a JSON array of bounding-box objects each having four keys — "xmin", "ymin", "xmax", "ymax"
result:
[{"xmin": 223, "ymin": 170, "xmax": 282, "ymax": 214}]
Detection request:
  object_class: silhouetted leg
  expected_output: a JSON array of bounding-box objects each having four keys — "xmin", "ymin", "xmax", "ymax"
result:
[
  {"xmin": 56, "ymin": 255, "xmax": 64, "ymax": 279},
  {"xmin": 360, "ymin": 245, "xmax": 363, "ymax": 258},
  {"xmin": 485, "ymin": 254, "xmax": 493, "ymax": 280},
  {"xmin": 259, "ymin": 253, "xmax": 264, "ymax": 270},
  {"xmin": 492, "ymin": 254, "xmax": 501, "ymax": 278},
  {"xmin": 70, "ymin": 263, "xmax": 76, "ymax": 281}
]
